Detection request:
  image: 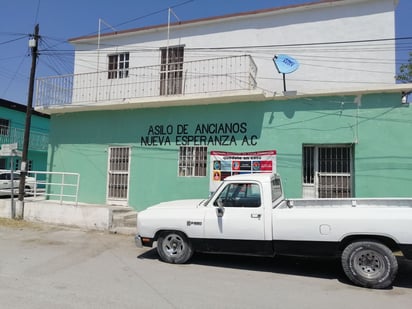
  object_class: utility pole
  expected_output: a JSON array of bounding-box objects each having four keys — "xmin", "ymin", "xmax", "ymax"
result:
[{"xmin": 16, "ymin": 24, "xmax": 39, "ymax": 219}]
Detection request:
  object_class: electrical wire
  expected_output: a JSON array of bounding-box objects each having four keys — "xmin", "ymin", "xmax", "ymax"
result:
[
  {"xmin": 33, "ymin": 0, "xmax": 41, "ymax": 26},
  {"xmin": 109, "ymin": 0, "xmax": 194, "ymax": 30},
  {"xmin": 1, "ymin": 53, "xmax": 29, "ymax": 98},
  {"xmin": 0, "ymin": 35, "xmax": 28, "ymax": 46},
  {"xmin": 2, "ymin": 1, "xmax": 411, "ymax": 103}
]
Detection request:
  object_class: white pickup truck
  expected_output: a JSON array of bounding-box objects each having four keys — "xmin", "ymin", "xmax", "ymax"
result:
[{"xmin": 135, "ymin": 173, "xmax": 412, "ymax": 289}]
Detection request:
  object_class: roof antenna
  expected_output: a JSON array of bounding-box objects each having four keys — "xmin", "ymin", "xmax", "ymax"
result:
[
  {"xmin": 166, "ymin": 8, "xmax": 181, "ymax": 76},
  {"xmin": 96, "ymin": 19, "xmax": 117, "ymax": 101}
]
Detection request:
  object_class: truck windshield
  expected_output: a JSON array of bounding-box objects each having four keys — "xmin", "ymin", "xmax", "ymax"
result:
[
  {"xmin": 271, "ymin": 177, "xmax": 282, "ymax": 202},
  {"xmin": 203, "ymin": 181, "xmax": 226, "ymax": 206}
]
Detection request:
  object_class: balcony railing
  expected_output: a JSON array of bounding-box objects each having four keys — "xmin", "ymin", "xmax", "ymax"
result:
[
  {"xmin": 35, "ymin": 55, "xmax": 257, "ymax": 108},
  {"xmin": 0, "ymin": 126, "xmax": 48, "ymax": 152}
]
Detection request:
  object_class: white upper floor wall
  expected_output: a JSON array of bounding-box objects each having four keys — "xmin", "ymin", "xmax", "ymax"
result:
[{"xmin": 69, "ymin": 0, "xmax": 397, "ymax": 96}]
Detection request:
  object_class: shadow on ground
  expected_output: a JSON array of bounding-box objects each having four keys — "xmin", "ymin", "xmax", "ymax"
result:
[{"xmin": 138, "ymin": 248, "xmax": 412, "ymax": 289}]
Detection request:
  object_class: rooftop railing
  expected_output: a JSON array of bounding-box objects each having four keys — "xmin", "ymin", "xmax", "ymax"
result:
[{"xmin": 35, "ymin": 55, "xmax": 257, "ymax": 108}]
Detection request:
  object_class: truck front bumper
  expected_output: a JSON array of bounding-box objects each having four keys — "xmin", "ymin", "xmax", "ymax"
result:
[
  {"xmin": 135, "ymin": 235, "xmax": 154, "ymax": 248},
  {"xmin": 135, "ymin": 235, "xmax": 143, "ymax": 248}
]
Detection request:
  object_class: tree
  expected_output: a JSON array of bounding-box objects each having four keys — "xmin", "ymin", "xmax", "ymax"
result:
[{"xmin": 396, "ymin": 51, "xmax": 412, "ymax": 83}]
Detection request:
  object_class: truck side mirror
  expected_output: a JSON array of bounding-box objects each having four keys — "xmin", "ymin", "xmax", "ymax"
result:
[{"xmin": 216, "ymin": 205, "xmax": 225, "ymax": 217}]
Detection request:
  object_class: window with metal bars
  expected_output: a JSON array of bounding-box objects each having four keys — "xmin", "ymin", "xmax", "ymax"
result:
[
  {"xmin": 303, "ymin": 145, "xmax": 352, "ymax": 198},
  {"xmin": 160, "ymin": 46, "xmax": 184, "ymax": 95},
  {"xmin": 303, "ymin": 146, "xmax": 315, "ymax": 184},
  {"xmin": 0, "ymin": 118, "xmax": 10, "ymax": 135},
  {"xmin": 108, "ymin": 53, "xmax": 129, "ymax": 79},
  {"xmin": 178, "ymin": 146, "xmax": 207, "ymax": 177},
  {"xmin": 107, "ymin": 147, "xmax": 130, "ymax": 200}
]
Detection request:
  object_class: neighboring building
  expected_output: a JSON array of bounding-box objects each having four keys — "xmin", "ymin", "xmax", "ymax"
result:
[
  {"xmin": 34, "ymin": 0, "xmax": 412, "ymax": 211},
  {"xmin": 0, "ymin": 98, "xmax": 50, "ymax": 171}
]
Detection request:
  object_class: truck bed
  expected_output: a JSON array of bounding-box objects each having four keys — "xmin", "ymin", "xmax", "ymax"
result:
[{"xmin": 284, "ymin": 198, "xmax": 412, "ymax": 208}]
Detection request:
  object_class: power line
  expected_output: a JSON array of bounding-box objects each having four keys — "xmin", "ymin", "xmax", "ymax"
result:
[
  {"xmin": 0, "ymin": 35, "xmax": 28, "ymax": 46},
  {"xmin": 57, "ymin": 35, "xmax": 412, "ymax": 52},
  {"xmin": 39, "ymin": 37, "xmax": 73, "ymax": 74},
  {"xmin": 190, "ymin": 36, "xmax": 412, "ymax": 50},
  {"xmin": 0, "ymin": 31, "xmax": 29, "ymax": 36},
  {"xmin": 1, "ymin": 52, "xmax": 28, "ymax": 98},
  {"xmin": 34, "ymin": 0, "xmax": 41, "ymax": 25},
  {"xmin": 110, "ymin": 0, "xmax": 194, "ymax": 30},
  {"xmin": 75, "ymin": 0, "xmax": 195, "ymax": 39}
]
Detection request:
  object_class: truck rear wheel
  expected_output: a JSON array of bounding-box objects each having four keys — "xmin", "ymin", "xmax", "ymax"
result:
[
  {"xmin": 341, "ymin": 240, "xmax": 398, "ymax": 289},
  {"xmin": 157, "ymin": 231, "xmax": 193, "ymax": 264}
]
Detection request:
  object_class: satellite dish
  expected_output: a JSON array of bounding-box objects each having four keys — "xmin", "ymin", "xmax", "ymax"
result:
[
  {"xmin": 273, "ymin": 54, "xmax": 300, "ymax": 92},
  {"xmin": 273, "ymin": 54, "xmax": 299, "ymax": 74}
]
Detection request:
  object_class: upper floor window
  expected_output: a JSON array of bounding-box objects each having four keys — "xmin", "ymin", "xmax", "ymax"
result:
[
  {"xmin": 0, "ymin": 118, "xmax": 10, "ymax": 136},
  {"xmin": 108, "ymin": 52, "xmax": 129, "ymax": 79}
]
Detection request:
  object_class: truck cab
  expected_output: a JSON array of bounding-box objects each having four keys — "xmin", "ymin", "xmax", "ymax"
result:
[{"xmin": 201, "ymin": 173, "xmax": 282, "ymax": 255}]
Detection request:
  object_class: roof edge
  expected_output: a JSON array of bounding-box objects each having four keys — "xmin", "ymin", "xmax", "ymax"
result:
[
  {"xmin": 0, "ymin": 98, "xmax": 50, "ymax": 119},
  {"xmin": 271, "ymin": 83, "xmax": 412, "ymax": 98},
  {"xmin": 68, "ymin": 0, "xmax": 343, "ymax": 43}
]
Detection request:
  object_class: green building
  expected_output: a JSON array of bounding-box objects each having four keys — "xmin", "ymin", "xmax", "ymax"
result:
[
  {"xmin": 0, "ymin": 98, "xmax": 50, "ymax": 171},
  {"xmin": 42, "ymin": 88, "xmax": 412, "ymax": 211},
  {"xmin": 33, "ymin": 1, "xmax": 412, "ymax": 211}
]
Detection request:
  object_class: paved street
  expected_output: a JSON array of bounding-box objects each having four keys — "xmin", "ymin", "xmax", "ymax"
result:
[{"xmin": 1, "ymin": 220, "xmax": 411, "ymax": 309}]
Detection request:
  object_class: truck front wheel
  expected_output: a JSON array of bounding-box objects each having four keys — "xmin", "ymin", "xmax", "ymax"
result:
[
  {"xmin": 341, "ymin": 240, "xmax": 398, "ymax": 289},
  {"xmin": 157, "ymin": 231, "xmax": 193, "ymax": 264}
]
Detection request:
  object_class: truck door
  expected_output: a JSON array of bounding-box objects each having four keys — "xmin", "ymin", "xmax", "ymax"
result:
[{"xmin": 203, "ymin": 182, "xmax": 270, "ymax": 255}]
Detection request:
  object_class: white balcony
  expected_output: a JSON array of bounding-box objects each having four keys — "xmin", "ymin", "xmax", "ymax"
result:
[{"xmin": 35, "ymin": 55, "xmax": 258, "ymax": 111}]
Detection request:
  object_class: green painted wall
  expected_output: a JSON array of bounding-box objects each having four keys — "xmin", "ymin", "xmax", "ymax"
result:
[
  {"xmin": 0, "ymin": 105, "xmax": 49, "ymax": 171},
  {"xmin": 354, "ymin": 94, "xmax": 412, "ymax": 197},
  {"xmin": 0, "ymin": 106, "xmax": 49, "ymax": 133},
  {"xmin": 48, "ymin": 93, "xmax": 412, "ymax": 210}
]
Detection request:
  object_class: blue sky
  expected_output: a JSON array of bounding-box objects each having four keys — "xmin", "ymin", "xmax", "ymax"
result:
[{"xmin": 0, "ymin": 0, "xmax": 411, "ymax": 104}]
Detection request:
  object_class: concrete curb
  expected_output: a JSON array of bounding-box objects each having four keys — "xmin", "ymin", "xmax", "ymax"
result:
[{"xmin": 0, "ymin": 198, "xmax": 137, "ymax": 235}]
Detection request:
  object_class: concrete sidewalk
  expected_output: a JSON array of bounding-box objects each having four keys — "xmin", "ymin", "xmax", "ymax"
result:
[{"xmin": 0, "ymin": 197, "xmax": 137, "ymax": 235}]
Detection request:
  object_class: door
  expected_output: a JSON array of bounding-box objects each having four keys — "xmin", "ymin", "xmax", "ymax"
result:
[
  {"xmin": 160, "ymin": 46, "xmax": 184, "ymax": 95},
  {"xmin": 107, "ymin": 146, "xmax": 130, "ymax": 206},
  {"xmin": 203, "ymin": 182, "xmax": 268, "ymax": 254}
]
